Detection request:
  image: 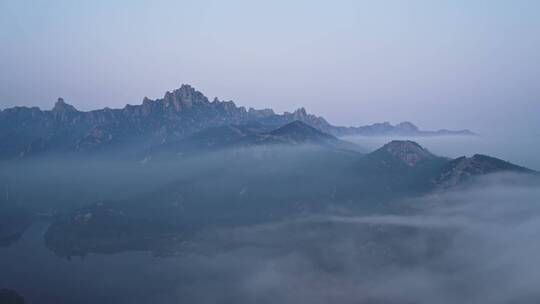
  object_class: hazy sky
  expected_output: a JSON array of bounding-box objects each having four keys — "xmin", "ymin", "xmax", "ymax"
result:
[{"xmin": 1, "ymin": 0, "xmax": 539, "ymax": 135}]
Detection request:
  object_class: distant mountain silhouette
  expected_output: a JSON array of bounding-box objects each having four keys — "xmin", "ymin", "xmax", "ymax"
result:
[
  {"xmin": 332, "ymin": 121, "xmax": 475, "ymax": 137},
  {"xmin": 0, "ymin": 84, "xmax": 474, "ymax": 159}
]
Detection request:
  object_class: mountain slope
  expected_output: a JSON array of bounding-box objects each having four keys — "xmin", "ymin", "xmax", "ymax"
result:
[
  {"xmin": 147, "ymin": 120, "xmax": 363, "ymax": 159},
  {"xmin": 249, "ymin": 121, "xmax": 361, "ymax": 150},
  {"xmin": 435, "ymin": 154, "xmax": 535, "ymax": 189},
  {"xmin": 145, "ymin": 122, "xmax": 267, "ymax": 157},
  {"xmin": 268, "ymin": 120, "xmax": 336, "ymax": 143},
  {"xmin": 364, "ymin": 140, "xmax": 438, "ymax": 167},
  {"xmin": 352, "ymin": 141, "xmax": 449, "ymax": 197}
]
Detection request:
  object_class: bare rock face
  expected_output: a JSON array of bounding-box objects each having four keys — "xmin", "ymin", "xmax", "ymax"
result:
[
  {"xmin": 380, "ymin": 140, "xmax": 435, "ymax": 167},
  {"xmin": 52, "ymin": 98, "xmax": 77, "ymax": 113},
  {"xmin": 51, "ymin": 98, "xmax": 78, "ymax": 123},
  {"xmin": 163, "ymin": 84, "xmax": 208, "ymax": 111}
]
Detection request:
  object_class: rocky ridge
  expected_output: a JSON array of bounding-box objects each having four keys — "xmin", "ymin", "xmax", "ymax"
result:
[{"xmin": 0, "ymin": 85, "xmax": 475, "ymax": 159}]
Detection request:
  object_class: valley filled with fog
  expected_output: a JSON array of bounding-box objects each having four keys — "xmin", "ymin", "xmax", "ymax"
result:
[
  {"xmin": 1, "ymin": 132, "xmax": 539, "ymax": 303},
  {"xmin": 1, "ymin": 170, "xmax": 539, "ymax": 304}
]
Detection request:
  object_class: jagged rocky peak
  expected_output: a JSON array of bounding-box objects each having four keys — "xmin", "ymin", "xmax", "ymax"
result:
[
  {"xmin": 294, "ymin": 107, "xmax": 308, "ymax": 116},
  {"xmin": 380, "ymin": 140, "xmax": 435, "ymax": 166},
  {"xmin": 283, "ymin": 107, "xmax": 307, "ymax": 117},
  {"xmin": 288, "ymin": 107, "xmax": 311, "ymax": 120},
  {"xmin": 52, "ymin": 97, "xmax": 77, "ymax": 113},
  {"xmin": 162, "ymin": 84, "xmax": 209, "ymax": 110}
]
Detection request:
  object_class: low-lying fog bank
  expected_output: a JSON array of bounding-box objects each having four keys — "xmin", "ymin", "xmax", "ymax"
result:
[
  {"xmin": 1, "ymin": 173, "xmax": 539, "ymax": 304},
  {"xmin": 155, "ymin": 173, "xmax": 540, "ymax": 304},
  {"xmin": 0, "ymin": 144, "xmax": 358, "ymax": 214}
]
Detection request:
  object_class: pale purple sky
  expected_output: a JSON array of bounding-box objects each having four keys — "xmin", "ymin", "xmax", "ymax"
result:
[{"xmin": 1, "ymin": 0, "xmax": 539, "ymax": 135}]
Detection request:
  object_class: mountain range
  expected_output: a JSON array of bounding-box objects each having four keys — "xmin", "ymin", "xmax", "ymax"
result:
[
  {"xmin": 0, "ymin": 85, "xmax": 474, "ymax": 159},
  {"xmin": 2, "ymin": 84, "xmax": 534, "ymax": 258}
]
